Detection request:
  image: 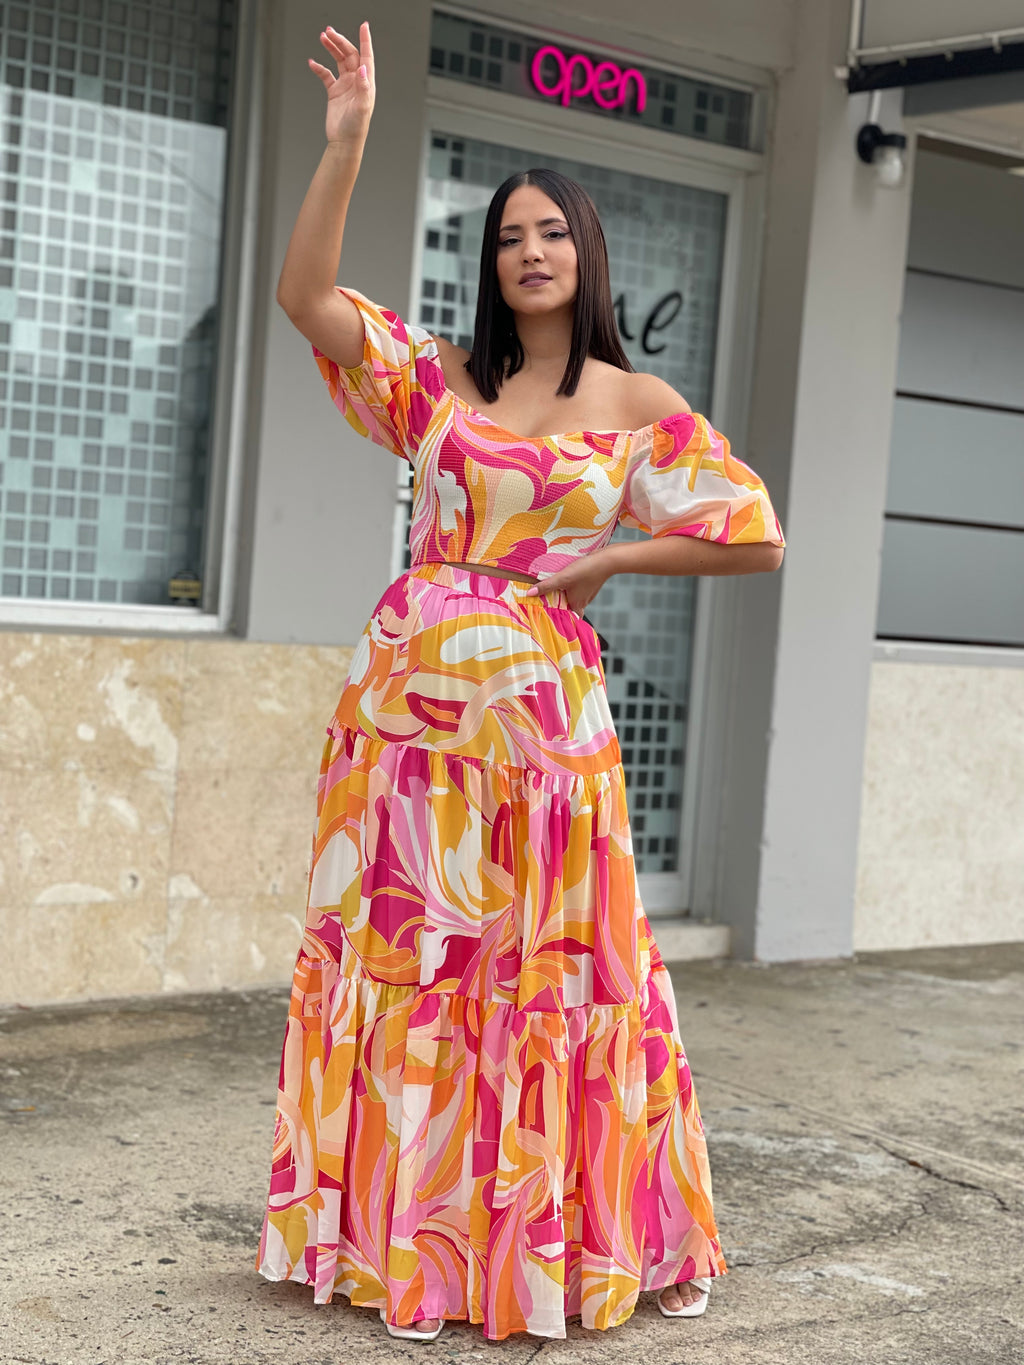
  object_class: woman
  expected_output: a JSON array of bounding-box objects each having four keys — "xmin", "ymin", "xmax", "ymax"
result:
[{"xmin": 256, "ymin": 21, "xmax": 784, "ymax": 1344}]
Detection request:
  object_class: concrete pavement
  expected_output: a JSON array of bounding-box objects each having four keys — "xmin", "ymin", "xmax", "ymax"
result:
[{"xmin": 2, "ymin": 943, "xmax": 1022, "ymax": 1365}]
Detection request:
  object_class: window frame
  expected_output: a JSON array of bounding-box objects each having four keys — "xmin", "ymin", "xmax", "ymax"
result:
[{"xmin": 0, "ymin": 0, "xmax": 263, "ymax": 636}]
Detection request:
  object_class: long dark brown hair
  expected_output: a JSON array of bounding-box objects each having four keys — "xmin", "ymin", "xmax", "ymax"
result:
[{"xmin": 467, "ymin": 169, "xmax": 633, "ymax": 401}]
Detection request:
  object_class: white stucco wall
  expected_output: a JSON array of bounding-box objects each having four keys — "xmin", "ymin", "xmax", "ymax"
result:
[{"xmin": 854, "ymin": 660, "xmax": 1024, "ymax": 951}]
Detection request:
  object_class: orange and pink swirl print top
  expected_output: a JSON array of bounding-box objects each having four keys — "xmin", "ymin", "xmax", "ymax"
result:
[{"xmin": 314, "ymin": 290, "xmax": 784, "ymax": 576}]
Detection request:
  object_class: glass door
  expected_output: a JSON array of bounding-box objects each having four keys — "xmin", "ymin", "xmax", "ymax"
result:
[{"xmin": 412, "ymin": 132, "xmax": 731, "ymax": 906}]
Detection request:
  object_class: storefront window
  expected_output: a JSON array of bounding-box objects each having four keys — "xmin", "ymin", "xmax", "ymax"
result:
[
  {"xmin": 416, "ymin": 133, "xmax": 728, "ymax": 874},
  {"xmin": 429, "ymin": 9, "xmax": 754, "ymax": 150},
  {"xmin": 0, "ymin": 0, "xmax": 236, "ymax": 607}
]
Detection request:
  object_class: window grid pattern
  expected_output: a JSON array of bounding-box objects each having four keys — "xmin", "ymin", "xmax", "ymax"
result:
[
  {"xmin": 429, "ymin": 9, "xmax": 753, "ymax": 150},
  {"xmin": 413, "ymin": 134, "xmax": 728, "ymax": 874},
  {"xmin": 0, "ymin": 0, "xmax": 235, "ymax": 607}
]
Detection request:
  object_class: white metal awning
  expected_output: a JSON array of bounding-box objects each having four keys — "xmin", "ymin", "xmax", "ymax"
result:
[{"xmin": 843, "ymin": 0, "xmax": 1024, "ymax": 92}]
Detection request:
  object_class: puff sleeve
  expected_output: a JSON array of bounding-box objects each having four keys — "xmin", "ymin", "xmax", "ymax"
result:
[
  {"xmin": 311, "ymin": 288, "xmax": 446, "ymax": 461},
  {"xmin": 620, "ymin": 412, "xmax": 785, "ymax": 546}
]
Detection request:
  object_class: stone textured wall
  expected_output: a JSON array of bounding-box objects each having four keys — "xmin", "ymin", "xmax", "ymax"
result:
[
  {"xmin": 0, "ymin": 633, "xmax": 352, "ymax": 1007},
  {"xmin": 854, "ymin": 661, "xmax": 1024, "ymax": 951},
  {"xmin": 6, "ymin": 640, "xmax": 1018, "ymax": 1004}
]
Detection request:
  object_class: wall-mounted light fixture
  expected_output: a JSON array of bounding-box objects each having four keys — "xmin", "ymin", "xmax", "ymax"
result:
[
  {"xmin": 856, "ymin": 122, "xmax": 908, "ymax": 187},
  {"xmin": 856, "ymin": 89, "xmax": 906, "ymax": 188}
]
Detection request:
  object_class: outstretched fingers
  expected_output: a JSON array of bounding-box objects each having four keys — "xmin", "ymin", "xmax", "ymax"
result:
[
  {"xmin": 322, "ymin": 25, "xmax": 359, "ymax": 64},
  {"xmin": 359, "ymin": 20, "xmax": 375, "ymax": 81},
  {"xmin": 307, "ymin": 58, "xmax": 337, "ymax": 89},
  {"xmin": 307, "ymin": 22, "xmax": 373, "ymax": 108}
]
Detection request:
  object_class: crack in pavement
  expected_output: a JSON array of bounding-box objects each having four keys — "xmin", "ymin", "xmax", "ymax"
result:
[
  {"xmin": 865, "ymin": 1139, "xmax": 1014, "ymax": 1214},
  {"xmin": 725, "ymin": 1136, "xmax": 1021, "ymax": 1276},
  {"xmin": 705, "ymin": 1075, "xmax": 1024, "ymax": 1195},
  {"xmin": 728, "ymin": 1195, "xmax": 934, "ymax": 1270}
]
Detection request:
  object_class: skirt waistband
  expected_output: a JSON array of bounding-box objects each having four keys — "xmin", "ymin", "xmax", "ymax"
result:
[{"xmin": 405, "ymin": 561, "xmax": 571, "ymax": 612}]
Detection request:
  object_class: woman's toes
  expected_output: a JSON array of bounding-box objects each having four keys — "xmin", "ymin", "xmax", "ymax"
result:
[
  {"xmin": 660, "ymin": 1287, "xmax": 683, "ymax": 1311},
  {"xmin": 415, "ymin": 1318, "xmax": 440, "ymax": 1333}
]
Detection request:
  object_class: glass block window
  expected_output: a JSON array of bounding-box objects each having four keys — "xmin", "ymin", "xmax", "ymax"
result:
[
  {"xmin": 429, "ymin": 8, "xmax": 753, "ymax": 150},
  {"xmin": 0, "ymin": 0, "xmax": 236, "ymax": 607},
  {"xmin": 414, "ymin": 133, "xmax": 728, "ymax": 875}
]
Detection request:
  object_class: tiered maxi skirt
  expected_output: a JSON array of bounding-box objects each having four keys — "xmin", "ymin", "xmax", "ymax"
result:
[{"xmin": 255, "ymin": 563, "xmax": 726, "ymax": 1340}]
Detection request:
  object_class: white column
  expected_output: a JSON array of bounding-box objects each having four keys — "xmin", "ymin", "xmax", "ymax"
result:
[
  {"xmin": 713, "ymin": 0, "xmax": 913, "ymax": 959},
  {"xmin": 244, "ymin": 0, "xmax": 432, "ymax": 645}
]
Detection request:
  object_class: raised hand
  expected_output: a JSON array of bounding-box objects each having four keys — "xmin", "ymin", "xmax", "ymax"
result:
[{"xmin": 308, "ymin": 21, "xmax": 375, "ymax": 146}]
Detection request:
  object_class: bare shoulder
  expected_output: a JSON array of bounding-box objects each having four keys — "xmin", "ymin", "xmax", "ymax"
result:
[
  {"xmin": 621, "ymin": 370, "xmax": 692, "ymax": 426},
  {"xmin": 431, "ymin": 333, "xmax": 471, "ymax": 389}
]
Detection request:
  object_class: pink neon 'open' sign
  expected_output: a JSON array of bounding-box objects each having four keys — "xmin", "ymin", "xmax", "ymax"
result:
[{"xmin": 530, "ymin": 45, "xmax": 647, "ymax": 114}]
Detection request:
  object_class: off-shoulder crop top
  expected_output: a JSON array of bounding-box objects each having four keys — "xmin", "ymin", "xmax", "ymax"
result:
[{"xmin": 313, "ymin": 289, "xmax": 785, "ymax": 577}]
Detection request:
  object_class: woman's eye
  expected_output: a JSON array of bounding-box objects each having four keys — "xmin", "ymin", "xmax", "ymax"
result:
[
  {"xmin": 545, "ymin": 231, "xmax": 568, "ymax": 240},
  {"xmin": 498, "ymin": 238, "xmax": 518, "ymax": 248}
]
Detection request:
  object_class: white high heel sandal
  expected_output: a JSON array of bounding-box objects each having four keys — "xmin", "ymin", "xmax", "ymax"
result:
[
  {"xmin": 657, "ymin": 1277, "xmax": 711, "ymax": 1318},
  {"xmin": 379, "ymin": 1309, "xmax": 445, "ymax": 1342}
]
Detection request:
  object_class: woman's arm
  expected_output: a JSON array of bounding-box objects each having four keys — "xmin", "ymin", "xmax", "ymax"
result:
[
  {"xmin": 527, "ymin": 537, "xmax": 783, "ymax": 614},
  {"xmin": 276, "ymin": 23, "xmax": 376, "ymax": 367},
  {"xmin": 598, "ymin": 537, "xmax": 783, "ymax": 577}
]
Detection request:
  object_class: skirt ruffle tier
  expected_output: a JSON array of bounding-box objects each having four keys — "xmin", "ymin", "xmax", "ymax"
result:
[{"xmin": 255, "ymin": 564, "xmax": 726, "ymax": 1340}]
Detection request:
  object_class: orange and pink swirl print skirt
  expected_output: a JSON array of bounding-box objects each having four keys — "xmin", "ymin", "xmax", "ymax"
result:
[{"xmin": 255, "ymin": 563, "xmax": 726, "ymax": 1340}]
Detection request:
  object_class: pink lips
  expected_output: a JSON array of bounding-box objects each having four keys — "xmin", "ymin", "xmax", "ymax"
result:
[{"xmin": 519, "ymin": 273, "xmax": 552, "ymax": 286}]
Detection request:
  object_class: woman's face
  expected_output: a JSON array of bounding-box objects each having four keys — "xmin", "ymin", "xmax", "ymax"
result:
[{"xmin": 494, "ymin": 185, "xmax": 579, "ymax": 317}]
